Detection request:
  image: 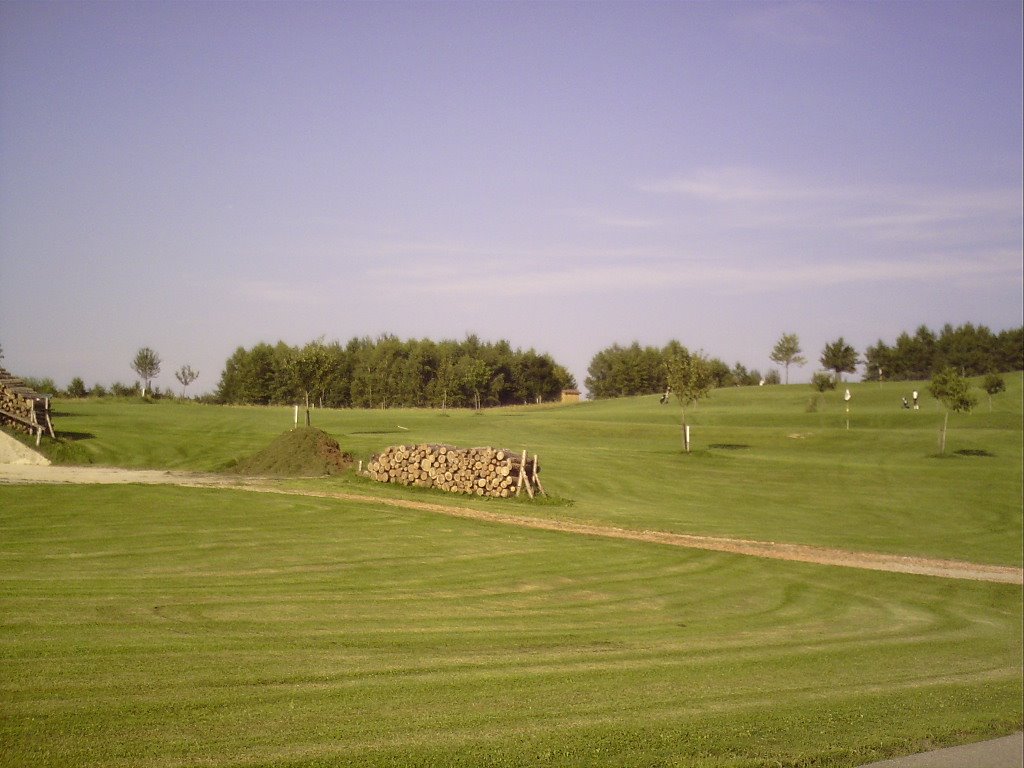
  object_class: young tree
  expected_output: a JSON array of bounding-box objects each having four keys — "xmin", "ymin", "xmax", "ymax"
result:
[
  {"xmin": 666, "ymin": 349, "xmax": 713, "ymax": 453},
  {"xmin": 430, "ymin": 346, "xmax": 460, "ymax": 411},
  {"xmin": 928, "ymin": 367, "xmax": 978, "ymax": 454},
  {"xmin": 290, "ymin": 341, "xmax": 331, "ymax": 425},
  {"xmin": 174, "ymin": 364, "xmax": 199, "ymax": 398},
  {"xmin": 458, "ymin": 356, "xmax": 492, "ymax": 411},
  {"xmin": 983, "ymin": 372, "xmax": 1006, "ymax": 412},
  {"xmin": 770, "ymin": 333, "xmax": 806, "ymax": 384},
  {"xmin": 820, "ymin": 337, "xmax": 858, "ymax": 384},
  {"xmin": 131, "ymin": 347, "xmax": 162, "ymax": 397}
]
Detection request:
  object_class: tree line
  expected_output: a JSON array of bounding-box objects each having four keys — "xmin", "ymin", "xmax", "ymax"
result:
[
  {"xmin": 214, "ymin": 335, "xmax": 576, "ymax": 409},
  {"xmin": 586, "ymin": 323, "xmax": 1022, "ymax": 401},
  {"xmin": 5, "ymin": 321, "xmax": 1020, "ymax": 404},
  {"xmin": 862, "ymin": 323, "xmax": 1022, "ymax": 382},
  {"xmin": 585, "ymin": 341, "xmax": 776, "ymax": 399}
]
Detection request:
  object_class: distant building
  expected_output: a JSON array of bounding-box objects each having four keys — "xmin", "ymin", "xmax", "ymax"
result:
[{"xmin": 561, "ymin": 388, "xmax": 581, "ymax": 404}]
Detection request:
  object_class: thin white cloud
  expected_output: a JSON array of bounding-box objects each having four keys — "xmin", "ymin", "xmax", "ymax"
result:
[
  {"xmin": 641, "ymin": 167, "xmax": 835, "ymax": 203},
  {"xmin": 234, "ymin": 280, "xmax": 324, "ymax": 306},
  {"xmin": 558, "ymin": 207, "xmax": 663, "ymax": 230},
  {"xmin": 370, "ymin": 248, "xmax": 1018, "ymax": 301},
  {"xmin": 361, "ymin": 168, "xmax": 1021, "ymax": 306},
  {"xmin": 595, "ymin": 216, "xmax": 663, "ymax": 230},
  {"xmin": 641, "ymin": 167, "xmax": 1023, "ymax": 246},
  {"xmin": 643, "ymin": 167, "xmax": 1021, "ymax": 209}
]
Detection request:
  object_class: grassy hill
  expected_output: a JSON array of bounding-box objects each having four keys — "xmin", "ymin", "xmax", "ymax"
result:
[
  {"xmin": 1, "ymin": 375, "xmax": 1020, "ymax": 766},
  {"xmin": 38, "ymin": 374, "xmax": 1024, "ymax": 566}
]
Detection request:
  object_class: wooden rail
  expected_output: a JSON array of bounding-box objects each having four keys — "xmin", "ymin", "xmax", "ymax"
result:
[
  {"xmin": 0, "ymin": 408, "xmax": 47, "ymax": 446},
  {"xmin": 0, "ymin": 368, "xmax": 55, "ymax": 445}
]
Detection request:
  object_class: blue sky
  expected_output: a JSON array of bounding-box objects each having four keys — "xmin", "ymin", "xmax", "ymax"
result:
[{"xmin": 1, "ymin": 0, "xmax": 1021, "ymax": 395}]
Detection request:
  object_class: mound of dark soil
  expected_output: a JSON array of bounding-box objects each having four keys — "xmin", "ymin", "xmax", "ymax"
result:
[{"xmin": 229, "ymin": 427, "xmax": 353, "ymax": 477}]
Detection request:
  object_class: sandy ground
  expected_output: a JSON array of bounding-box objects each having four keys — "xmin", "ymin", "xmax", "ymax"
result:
[{"xmin": 0, "ymin": 428, "xmax": 51, "ymax": 466}]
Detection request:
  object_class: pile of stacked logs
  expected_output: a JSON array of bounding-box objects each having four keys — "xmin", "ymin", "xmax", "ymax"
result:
[
  {"xmin": 366, "ymin": 444, "xmax": 544, "ymax": 498},
  {"xmin": 0, "ymin": 368, "xmax": 55, "ymax": 445}
]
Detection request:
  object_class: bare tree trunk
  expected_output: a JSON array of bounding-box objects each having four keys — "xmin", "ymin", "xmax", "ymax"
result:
[{"xmin": 939, "ymin": 411, "xmax": 948, "ymax": 454}]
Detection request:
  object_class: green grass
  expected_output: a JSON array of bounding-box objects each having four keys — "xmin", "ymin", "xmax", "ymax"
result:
[
  {"xmin": 40, "ymin": 375, "xmax": 1024, "ymax": 566},
  {"xmin": 1, "ymin": 485, "xmax": 1020, "ymax": 767},
  {"xmin": 2, "ymin": 375, "xmax": 1021, "ymax": 766}
]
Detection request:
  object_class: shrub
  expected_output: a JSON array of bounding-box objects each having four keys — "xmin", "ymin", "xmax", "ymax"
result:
[
  {"xmin": 66, "ymin": 377, "xmax": 87, "ymax": 398},
  {"xmin": 811, "ymin": 372, "xmax": 836, "ymax": 393},
  {"xmin": 110, "ymin": 382, "xmax": 136, "ymax": 398}
]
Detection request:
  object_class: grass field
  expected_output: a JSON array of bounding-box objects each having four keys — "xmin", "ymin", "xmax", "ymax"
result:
[{"xmin": 2, "ymin": 375, "xmax": 1021, "ymax": 766}]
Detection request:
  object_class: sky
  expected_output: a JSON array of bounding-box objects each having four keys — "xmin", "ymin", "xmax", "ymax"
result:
[{"xmin": 1, "ymin": 0, "xmax": 1021, "ymax": 396}]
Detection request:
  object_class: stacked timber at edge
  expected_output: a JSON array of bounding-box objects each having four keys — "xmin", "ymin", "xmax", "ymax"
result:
[
  {"xmin": 367, "ymin": 444, "xmax": 544, "ymax": 498},
  {"xmin": 0, "ymin": 367, "xmax": 55, "ymax": 444}
]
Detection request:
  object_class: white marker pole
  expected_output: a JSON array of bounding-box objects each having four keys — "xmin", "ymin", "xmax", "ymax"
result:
[{"xmin": 294, "ymin": 405, "xmax": 298, "ymax": 429}]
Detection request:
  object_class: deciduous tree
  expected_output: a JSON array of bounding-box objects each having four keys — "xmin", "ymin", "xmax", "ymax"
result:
[
  {"xmin": 131, "ymin": 347, "xmax": 161, "ymax": 397},
  {"xmin": 770, "ymin": 333, "xmax": 806, "ymax": 384},
  {"xmin": 174, "ymin": 365, "xmax": 199, "ymax": 398},
  {"xmin": 983, "ymin": 372, "xmax": 1005, "ymax": 412},
  {"xmin": 66, "ymin": 377, "xmax": 87, "ymax": 398},
  {"xmin": 820, "ymin": 337, "xmax": 858, "ymax": 384},
  {"xmin": 666, "ymin": 349, "xmax": 713, "ymax": 453},
  {"xmin": 290, "ymin": 341, "xmax": 331, "ymax": 425},
  {"xmin": 928, "ymin": 367, "xmax": 977, "ymax": 454},
  {"xmin": 458, "ymin": 356, "xmax": 492, "ymax": 411}
]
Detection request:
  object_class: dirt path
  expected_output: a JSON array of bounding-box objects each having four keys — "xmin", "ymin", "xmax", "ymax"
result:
[{"xmin": 2, "ymin": 462, "xmax": 1021, "ymax": 585}]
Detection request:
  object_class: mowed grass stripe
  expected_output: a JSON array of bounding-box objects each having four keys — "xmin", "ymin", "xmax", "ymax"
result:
[
  {"xmin": 213, "ymin": 483, "xmax": 1024, "ymax": 583},
  {"xmin": 41, "ymin": 374, "xmax": 1023, "ymax": 567},
  {"xmin": 1, "ymin": 484, "xmax": 1019, "ymax": 767}
]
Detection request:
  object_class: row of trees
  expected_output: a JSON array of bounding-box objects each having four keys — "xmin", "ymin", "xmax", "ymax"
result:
[
  {"xmin": 585, "ymin": 341, "xmax": 777, "ymax": 399},
  {"xmin": 587, "ymin": 323, "xmax": 1021, "ymax": 403},
  {"xmin": 129, "ymin": 347, "xmax": 200, "ymax": 398},
  {"xmin": 863, "ymin": 324, "xmax": 1022, "ymax": 382},
  {"xmin": 584, "ymin": 334, "xmax": 862, "ymax": 400},
  {"xmin": 214, "ymin": 335, "xmax": 576, "ymax": 410},
  {"xmin": 2, "ymin": 345, "xmax": 199, "ymax": 400},
  {"xmin": 769, "ymin": 333, "xmax": 859, "ymax": 386},
  {"xmin": 766, "ymin": 325, "xmax": 1020, "ymax": 388},
  {"xmin": 6, "ymin": 321, "xmax": 1021, "ymax": 405}
]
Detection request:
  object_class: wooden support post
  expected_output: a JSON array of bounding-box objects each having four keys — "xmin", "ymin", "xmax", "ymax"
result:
[
  {"xmin": 532, "ymin": 453, "xmax": 545, "ymax": 496},
  {"xmin": 516, "ymin": 450, "xmax": 530, "ymax": 497}
]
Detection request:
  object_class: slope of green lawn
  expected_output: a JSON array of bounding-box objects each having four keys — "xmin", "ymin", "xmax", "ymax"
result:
[
  {"xmin": 1, "ymin": 484, "xmax": 1020, "ymax": 767},
  {"xmin": 37, "ymin": 374, "xmax": 1023, "ymax": 566}
]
